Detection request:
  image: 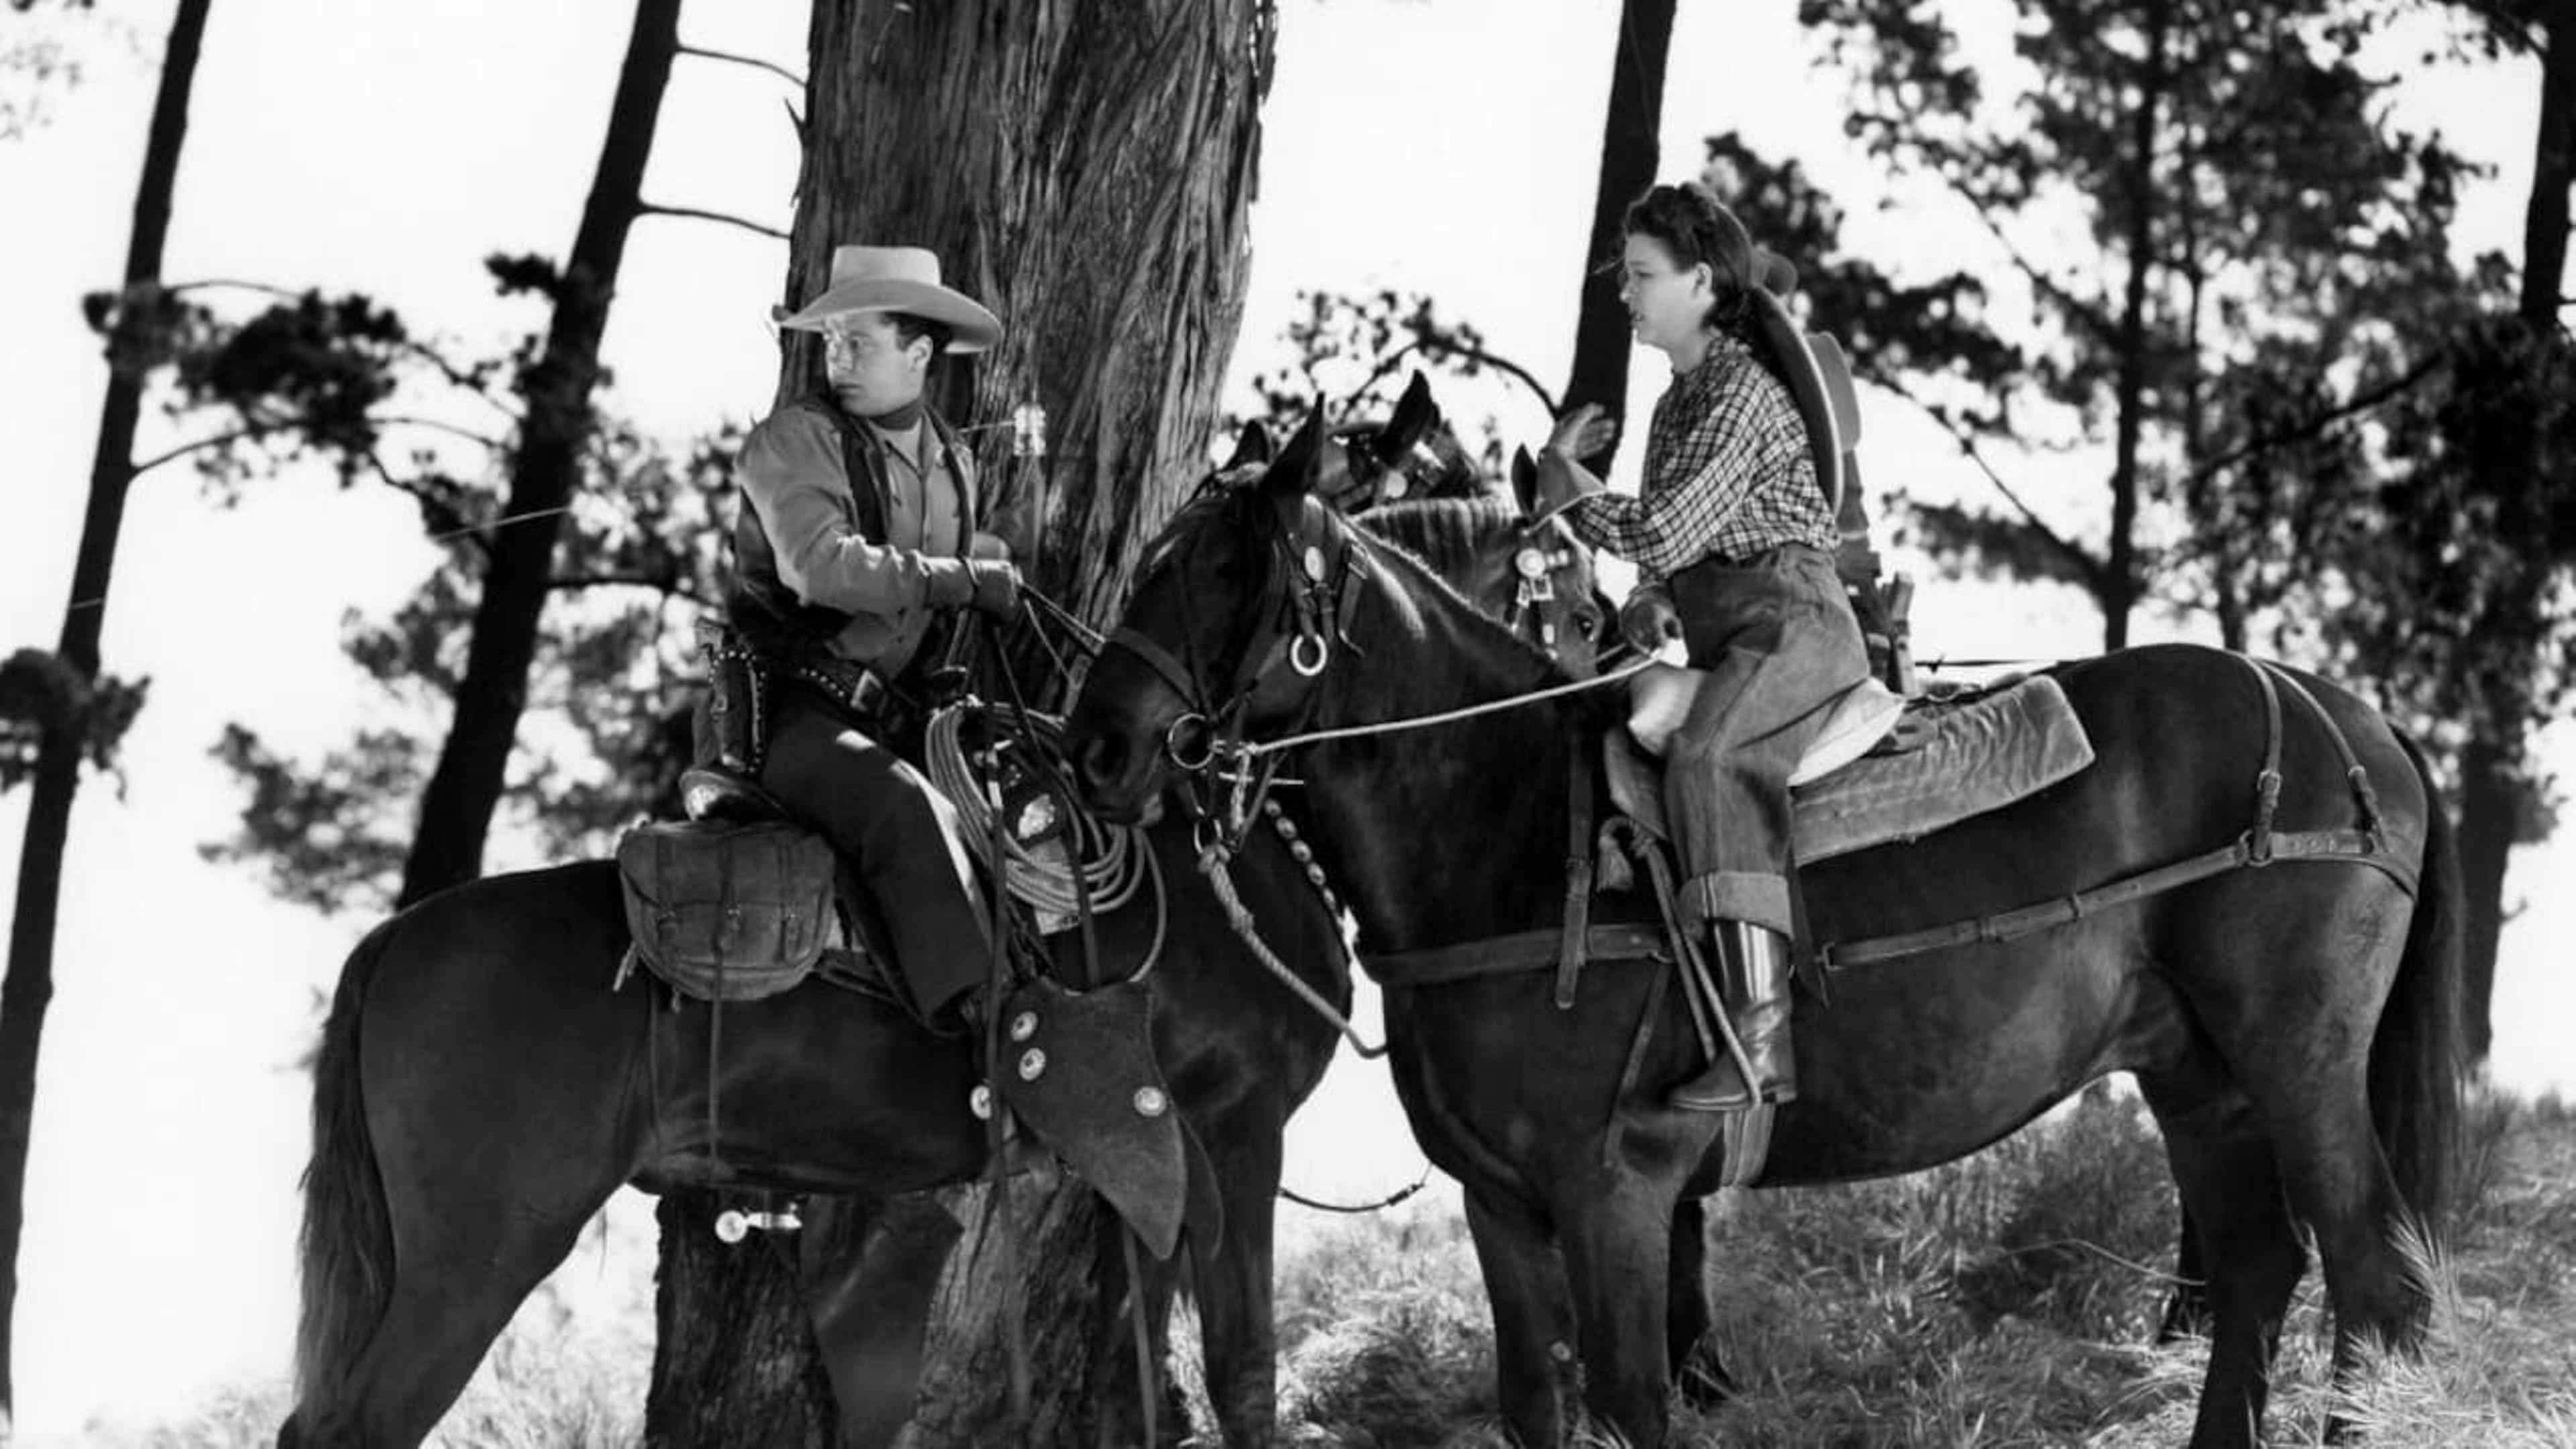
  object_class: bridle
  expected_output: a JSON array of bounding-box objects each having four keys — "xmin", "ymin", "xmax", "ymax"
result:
[
  {"xmin": 1103, "ymin": 486, "xmax": 1652, "ymax": 858},
  {"xmin": 1105, "ymin": 488, "xmax": 1370, "ymax": 854}
]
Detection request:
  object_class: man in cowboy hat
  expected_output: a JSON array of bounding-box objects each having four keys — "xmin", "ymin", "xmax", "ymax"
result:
[{"xmin": 727, "ymin": 244, "xmax": 1036, "ymax": 1038}]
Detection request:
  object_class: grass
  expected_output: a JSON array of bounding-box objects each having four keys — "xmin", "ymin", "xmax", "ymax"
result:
[
  {"xmin": 1263, "ymin": 1083, "xmax": 2576, "ymax": 1448},
  {"xmin": 92, "ymin": 1271, "xmax": 648, "ymax": 1449},
  {"xmin": 127, "ymin": 1087, "xmax": 2576, "ymax": 1447}
]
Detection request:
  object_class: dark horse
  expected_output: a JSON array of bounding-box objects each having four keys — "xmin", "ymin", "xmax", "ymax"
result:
[
  {"xmin": 279, "ymin": 810, "xmax": 1347, "ymax": 1448},
  {"xmin": 278, "ymin": 445, "xmax": 1609, "ymax": 1446},
  {"xmin": 1065, "ymin": 425, "xmax": 2466, "ymax": 1449}
]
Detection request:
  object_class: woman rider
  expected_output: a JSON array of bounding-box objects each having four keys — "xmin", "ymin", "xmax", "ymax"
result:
[{"xmin": 1534, "ymin": 182, "xmax": 1869, "ymax": 1112}]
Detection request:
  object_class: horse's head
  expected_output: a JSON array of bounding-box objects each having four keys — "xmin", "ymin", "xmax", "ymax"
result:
[
  {"xmin": 1359, "ymin": 452, "xmax": 1610, "ymax": 676},
  {"xmin": 1071, "ymin": 411, "xmax": 1375, "ymax": 824}
]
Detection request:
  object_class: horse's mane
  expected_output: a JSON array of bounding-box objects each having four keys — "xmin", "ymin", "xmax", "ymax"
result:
[
  {"xmin": 1341, "ymin": 500, "xmax": 1568, "ymax": 682},
  {"xmin": 1358, "ymin": 494, "xmax": 1515, "ymax": 587}
]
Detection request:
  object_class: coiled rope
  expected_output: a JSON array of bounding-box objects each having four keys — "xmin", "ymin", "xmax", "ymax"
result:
[{"xmin": 922, "ymin": 703, "xmax": 1146, "ymax": 920}]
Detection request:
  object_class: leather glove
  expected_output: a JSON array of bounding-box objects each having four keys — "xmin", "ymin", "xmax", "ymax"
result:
[
  {"xmin": 1545, "ymin": 402, "xmax": 1618, "ymax": 461},
  {"xmin": 965, "ymin": 559, "xmax": 1022, "ymax": 619},
  {"xmin": 1531, "ymin": 405, "xmax": 1613, "ymax": 523},
  {"xmin": 1618, "ymin": 586, "xmax": 1684, "ymax": 658}
]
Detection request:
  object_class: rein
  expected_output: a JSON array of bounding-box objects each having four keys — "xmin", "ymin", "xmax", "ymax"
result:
[{"xmin": 1226, "ymin": 654, "xmax": 1658, "ymax": 760}]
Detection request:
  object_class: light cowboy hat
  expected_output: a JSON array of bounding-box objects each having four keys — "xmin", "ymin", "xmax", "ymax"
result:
[{"xmin": 772, "ymin": 244, "xmax": 1002, "ymax": 354}]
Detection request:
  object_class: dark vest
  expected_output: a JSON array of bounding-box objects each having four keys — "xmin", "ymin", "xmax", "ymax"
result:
[{"xmin": 726, "ymin": 390, "xmax": 979, "ymax": 669}]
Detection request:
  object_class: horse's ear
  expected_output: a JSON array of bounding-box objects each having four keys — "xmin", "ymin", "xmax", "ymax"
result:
[
  {"xmin": 1224, "ymin": 420, "xmax": 1273, "ymax": 472},
  {"xmin": 1509, "ymin": 445, "xmax": 1540, "ymax": 519},
  {"xmin": 1381, "ymin": 371, "xmax": 1438, "ymax": 458},
  {"xmin": 1266, "ymin": 409, "xmax": 1328, "ymax": 500}
]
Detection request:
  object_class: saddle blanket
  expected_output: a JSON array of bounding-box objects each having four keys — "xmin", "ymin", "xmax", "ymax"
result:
[{"xmin": 1606, "ymin": 674, "xmax": 2095, "ymax": 865}]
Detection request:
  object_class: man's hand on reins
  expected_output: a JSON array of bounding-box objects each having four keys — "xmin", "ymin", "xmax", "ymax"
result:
[{"xmin": 966, "ymin": 559, "xmax": 1024, "ymax": 619}]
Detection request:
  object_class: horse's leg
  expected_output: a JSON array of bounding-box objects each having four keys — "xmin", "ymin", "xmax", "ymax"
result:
[
  {"xmin": 1190, "ymin": 1117, "xmax": 1284, "ymax": 1445},
  {"xmin": 1462, "ymin": 1187, "xmax": 1574, "ymax": 1447},
  {"xmin": 1668, "ymin": 1194, "xmax": 1731, "ymax": 1410},
  {"xmin": 2170, "ymin": 885, "xmax": 2434, "ymax": 1442},
  {"xmin": 2141, "ymin": 1082, "xmax": 2306, "ymax": 1449},
  {"xmin": 2158, "ymin": 1205, "xmax": 2216, "ymax": 1343},
  {"xmin": 1559, "ymin": 1175, "xmax": 1678, "ymax": 1448},
  {"xmin": 305, "ymin": 1173, "xmax": 616, "ymax": 1446},
  {"xmin": 800, "ymin": 1193, "xmax": 963, "ymax": 1448},
  {"xmin": 2256, "ymin": 1077, "xmax": 2432, "ymax": 1444},
  {"xmin": 1083, "ymin": 1207, "xmax": 1186, "ymax": 1448}
]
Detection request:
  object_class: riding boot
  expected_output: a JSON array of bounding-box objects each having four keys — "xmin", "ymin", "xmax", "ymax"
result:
[{"xmin": 1670, "ymin": 922, "xmax": 1799, "ymax": 1112}]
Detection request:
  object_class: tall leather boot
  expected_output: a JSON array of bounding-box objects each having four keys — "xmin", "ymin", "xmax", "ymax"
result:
[{"xmin": 1670, "ymin": 922, "xmax": 1799, "ymax": 1112}]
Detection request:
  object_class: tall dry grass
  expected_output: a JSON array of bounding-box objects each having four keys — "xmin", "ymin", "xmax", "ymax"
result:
[
  {"xmin": 129, "ymin": 1088, "xmax": 2572, "ymax": 1446},
  {"xmin": 1267, "ymin": 1084, "xmax": 2576, "ymax": 1448}
]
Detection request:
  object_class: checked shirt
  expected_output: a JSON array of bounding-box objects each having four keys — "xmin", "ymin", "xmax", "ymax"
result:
[{"xmin": 1564, "ymin": 333, "xmax": 1838, "ymax": 582}]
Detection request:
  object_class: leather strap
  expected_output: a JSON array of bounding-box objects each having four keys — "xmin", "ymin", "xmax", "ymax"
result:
[
  {"xmin": 1368, "ymin": 923, "xmax": 1669, "ymax": 991},
  {"xmin": 1554, "ymin": 748, "xmax": 1596, "ymax": 1008},
  {"xmin": 1818, "ymin": 827, "xmax": 2412, "ymax": 970}
]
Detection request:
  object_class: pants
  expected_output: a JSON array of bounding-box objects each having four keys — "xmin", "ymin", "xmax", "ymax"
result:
[
  {"xmin": 758, "ymin": 684, "xmax": 993, "ymax": 1022},
  {"xmin": 1663, "ymin": 543, "xmax": 1870, "ymax": 935}
]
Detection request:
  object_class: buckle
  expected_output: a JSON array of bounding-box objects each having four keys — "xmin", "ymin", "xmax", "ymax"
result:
[{"xmin": 847, "ymin": 667, "xmax": 887, "ymax": 714}]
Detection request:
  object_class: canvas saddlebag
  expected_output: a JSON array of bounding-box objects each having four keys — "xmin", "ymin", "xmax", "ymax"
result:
[{"xmin": 615, "ymin": 818, "xmax": 840, "ymax": 1001}]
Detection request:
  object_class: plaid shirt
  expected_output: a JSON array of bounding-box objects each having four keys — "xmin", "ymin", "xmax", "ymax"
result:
[{"xmin": 1564, "ymin": 334, "xmax": 1837, "ymax": 582}]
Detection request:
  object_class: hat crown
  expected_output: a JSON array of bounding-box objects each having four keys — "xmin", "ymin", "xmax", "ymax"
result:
[{"xmin": 824, "ymin": 245, "xmax": 945, "ymax": 292}]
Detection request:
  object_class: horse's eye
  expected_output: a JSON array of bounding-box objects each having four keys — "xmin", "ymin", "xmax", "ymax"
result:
[{"xmin": 1576, "ymin": 613, "xmax": 1600, "ymax": 638}]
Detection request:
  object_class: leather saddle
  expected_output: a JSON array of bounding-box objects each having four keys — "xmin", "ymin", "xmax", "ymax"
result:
[{"xmin": 1605, "ymin": 669, "xmax": 2095, "ymax": 869}]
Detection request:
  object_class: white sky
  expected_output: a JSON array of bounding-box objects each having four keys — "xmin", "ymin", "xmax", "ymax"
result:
[{"xmin": 0, "ymin": 0, "xmax": 2567, "ymax": 1439}]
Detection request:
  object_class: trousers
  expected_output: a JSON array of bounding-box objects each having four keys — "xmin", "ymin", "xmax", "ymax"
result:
[
  {"xmin": 758, "ymin": 684, "xmax": 993, "ymax": 1023},
  {"xmin": 1663, "ymin": 543, "xmax": 1870, "ymax": 935}
]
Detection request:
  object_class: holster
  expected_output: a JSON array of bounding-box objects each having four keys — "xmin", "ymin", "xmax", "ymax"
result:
[
  {"xmin": 694, "ymin": 619, "xmax": 767, "ymax": 773},
  {"xmin": 986, "ymin": 976, "xmax": 1221, "ymax": 1261}
]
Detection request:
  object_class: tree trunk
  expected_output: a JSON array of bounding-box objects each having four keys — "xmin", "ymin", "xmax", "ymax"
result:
[
  {"xmin": 645, "ymin": 1192, "xmax": 844, "ymax": 1449},
  {"xmin": 2453, "ymin": 9, "xmax": 2576, "ymax": 1059},
  {"xmin": 649, "ymin": 3, "xmax": 1275, "ymax": 1442},
  {"xmin": 0, "ymin": 0, "xmax": 210, "ymax": 1423},
  {"xmin": 1560, "ymin": 0, "xmax": 1677, "ymax": 460},
  {"xmin": 2453, "ymin": 737, "xmax": 2520, "ymax": 1063},
  {"xmin": 2516, "ymin": 8, "xmax": 2572, "ymax": 327},
  {"xmin": 2101, "ymin": 0, "xmax": 2169, "ymax": 652},
  {"xmin": 394, "ymin": 0, "xmax": 680, "ymax": 906},
  {"xmin": 776, "ymin": 0, "xmax": 1274, "ymax": 629}
]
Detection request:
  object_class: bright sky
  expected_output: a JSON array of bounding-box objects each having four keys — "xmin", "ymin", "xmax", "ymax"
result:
[{"xmin": 0, "ymin": 0, "xmax": 2566, "ymax": 1440}]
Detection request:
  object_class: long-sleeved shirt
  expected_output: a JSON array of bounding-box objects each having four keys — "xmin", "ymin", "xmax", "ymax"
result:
[
  {"xmin": 733, "ymin": 398, "xmax": 1034, "ymax": 676},
  {"xmin": 1563, "ymin": 333, "xmax": 1837, "ymax": 582}
]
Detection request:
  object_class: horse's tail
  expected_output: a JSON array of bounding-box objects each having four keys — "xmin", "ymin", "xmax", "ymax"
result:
[
  {"xmin": 292, "ymin": 917, "xmax": 400, "ymax": 1411},
  {"xmin": 2368, "ymin": 733, "xmax": 2468, "ymax": 1243}
]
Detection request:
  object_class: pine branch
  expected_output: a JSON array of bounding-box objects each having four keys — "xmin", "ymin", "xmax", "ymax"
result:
[
  {"xmin": 1362, "ymin": 334, "xmax": 1560, "ymax": 415},
  {"xmin": 1962, "ymin": 203, "xmax": 2121, "ymax": 346},
  {"xmin": 676, "ymin": 42, "xmax": 803, "ymax": 89},
  {"xmin": 638, "ymin": 202, "xmax": 788, "ymax": 242},
  {"xmin": 2184, "ymin": 356, "xmax": 2448, "ymax": 489},
  {"xmin": 1872, "ymin": 373, "xmax": 2104, "ymax": 590},
  {"xmin": 364, "ymin": 449, "xmax": 490, "ymax": 561},
  {"xmin": 374, "ymin": 413, "xmax": 511, "ymax": 451},
  {"xmin": 127, "ymin": 421, "xmax": 286, "ymax": 477},
  {"xmin": 548, "ymin": 571, "xmax": 708, "ymax": 604}
]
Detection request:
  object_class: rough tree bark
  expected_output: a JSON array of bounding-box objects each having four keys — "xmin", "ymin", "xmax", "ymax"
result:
[
  {"xmin": 1560, "ymin": 0, "xmax": 1676, "ymax": 467},
  {"xmin": 0, "ymin": 0, "xmax": 210, "ymax": 1425},
  {"xmin": 392, "ymin": 0, "xmax": 681, "ymax": 906},
  {"xmin": 645, "ymin": 3, "xmax": 1276, "ymax": 1444}
]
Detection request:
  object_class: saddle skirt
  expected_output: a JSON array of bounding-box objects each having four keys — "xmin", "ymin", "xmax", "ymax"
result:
[{"xmin": 1607, "ymin": 672, "xmax": 2095, "ymax": 865}]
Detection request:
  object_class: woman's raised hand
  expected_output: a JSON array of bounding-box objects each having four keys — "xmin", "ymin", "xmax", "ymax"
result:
[{"xmin": 1544, "ymin": 402, "xmax": 1617, "ymax": 461}]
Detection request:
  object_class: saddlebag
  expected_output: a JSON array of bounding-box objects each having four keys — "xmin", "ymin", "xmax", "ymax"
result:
[{"xmin": 615, "ymin": 818, "xmax": 840, "ymax": 1001}]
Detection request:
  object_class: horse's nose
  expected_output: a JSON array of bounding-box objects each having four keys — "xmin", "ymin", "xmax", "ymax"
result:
[{"xmin": 1071, "ymin": 729, "xmax": 1133, "ymax": 807}]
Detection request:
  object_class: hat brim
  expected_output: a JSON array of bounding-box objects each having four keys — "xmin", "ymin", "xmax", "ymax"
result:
[{"xmin": 775, "ymin": 279, "xmax": 1001, "ymax": 354}]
